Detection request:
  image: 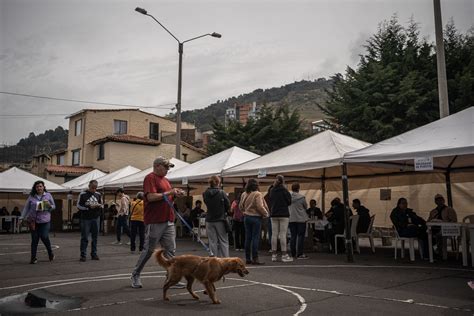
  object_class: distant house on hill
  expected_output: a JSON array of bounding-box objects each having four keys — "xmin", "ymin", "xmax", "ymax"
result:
[{"xmin": 31, "ymin": 108, "xmax": 206, "ymax": 184}]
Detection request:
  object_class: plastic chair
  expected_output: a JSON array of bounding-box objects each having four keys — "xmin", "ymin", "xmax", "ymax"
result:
[
  {"xmin": 393, "ymin": 227, "xmax": 423, "ymax": 262},
  {"xmin": 356, "ymin": 215, "xmax": 376, "ymax": 254},
  {"xmin": 335, "ymin": 215, "xmax": 359, "ymax": 255},
  {"xmin": 457, "ymin": 215, "xmax": 474, "ymax": 259}
]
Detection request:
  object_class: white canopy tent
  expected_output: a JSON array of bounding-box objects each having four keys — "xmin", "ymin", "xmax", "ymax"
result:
[
  {"xmin": 167, "ymin": 146, "xmax": 260, "ymax": 184},
  {"xmin": 223, "ymin": 130, "xmax": 370, "ymax": 179},
  {"xmin": 70, "ymin": 165, "xmax": 141, "ymax": 191},
  {"xmin": 0, "ymin": 167, "xmax": 66, "ymax": 193},
  {"xmin": 104, "ymin": 158, "xmax": 189, "ymax": 189},
  {"xmin": 62, "ymin": 169, "xmax": 107, "ymax": 190},
  {"xmin": 343, "ymin": 106, "xmax": 474, "ymax": 206}
]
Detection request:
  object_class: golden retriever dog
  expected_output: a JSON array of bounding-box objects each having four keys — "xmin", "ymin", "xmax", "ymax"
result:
[{"xmin": 154, "ymin": 249, "xmax": 249, "ymax": 304}]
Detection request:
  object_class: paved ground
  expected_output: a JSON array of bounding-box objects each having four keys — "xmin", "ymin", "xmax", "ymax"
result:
[{"xmin": 0, "ymin": 232, "xmax": 473, "ymax": 316}]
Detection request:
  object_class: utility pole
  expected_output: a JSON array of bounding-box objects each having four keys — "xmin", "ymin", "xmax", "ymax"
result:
[{"xmin": 433, "ymin": 0, "xmax": 449, "ymax": 118}]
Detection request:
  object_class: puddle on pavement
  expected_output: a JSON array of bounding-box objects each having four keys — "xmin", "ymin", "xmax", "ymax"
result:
[{"xmin": 0, "ymin": 289, "xmax": 82, "ymax": 315}]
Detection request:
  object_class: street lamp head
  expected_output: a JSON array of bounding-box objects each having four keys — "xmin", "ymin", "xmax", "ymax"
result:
[
  {"xmin": 211, "ymin": 32, "xmax": 222, "ymax": 38},
  {"xmin": 135, "ymin": 7, "xmax": 148, "ymax": 15}
]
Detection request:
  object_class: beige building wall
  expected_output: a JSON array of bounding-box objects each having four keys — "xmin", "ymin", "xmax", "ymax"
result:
[{"xmin": 66, "ymin": 110, "xmax": 196, "ymax": 167}]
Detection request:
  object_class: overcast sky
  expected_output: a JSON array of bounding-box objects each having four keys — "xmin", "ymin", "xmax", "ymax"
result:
[{"xmin": 1, "ymin": 0, "xmax": 472, "ymax": 144}]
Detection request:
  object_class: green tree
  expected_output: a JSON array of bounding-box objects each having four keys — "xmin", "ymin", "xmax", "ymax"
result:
[
  {"xmin": 207, "ymin": 105, "xmax": 307, "ymax": 155},
  {"xmin": 321, "ymin": 16, "xmax": 473, "ymax": 143}
]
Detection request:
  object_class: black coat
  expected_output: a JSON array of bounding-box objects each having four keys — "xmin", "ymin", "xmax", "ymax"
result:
[
  {"xmin": 269, "ymin": 185, "xmax": 292, "ymax": 217},
  {"xmin": 203, "ymin": 187, "xmax": 230, "ymax": 222},
  {"xmin": 390, "ymin": 207, "xmax": 426, "ymax": 232},
  {"xmin": 327, "ymin": 203, "xmax": 352, "ymax": 234},
  {"xmin": 356, "ymin": 205, "xmax": 371, "ymax": 233}
]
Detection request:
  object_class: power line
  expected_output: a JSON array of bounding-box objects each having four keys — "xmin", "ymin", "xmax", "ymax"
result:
[{"xmin": 0, "ymin": 91, "xmax": 176, "ymax": 109}]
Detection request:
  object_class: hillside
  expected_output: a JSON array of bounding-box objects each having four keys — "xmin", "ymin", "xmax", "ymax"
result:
[
  {"xmin": 180, "ymin": 78, "xmax": 332, "ymax": 131},
  {"xmin": 0, "ymin": 126, "xmax": 68, "ymax": 163}
]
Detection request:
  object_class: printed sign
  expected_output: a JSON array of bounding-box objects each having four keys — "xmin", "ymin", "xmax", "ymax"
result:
[
  {"xmin": 414, "ymin": 157, "xmax": 433, "ymax": 171},
  {"xmin": 441, "ymin": 225, "xmax": 460, "ymax": 237},
  {"xmin": 257, "ymin": 169, "xmax": 267, "ymax": 178},
  {"xmin": 182, "ymin": 178, "xmax": 188, "ymax": 185},
  {"xmin": 380, "ymin": 188, "xmax": 392, "ymax": 201}
]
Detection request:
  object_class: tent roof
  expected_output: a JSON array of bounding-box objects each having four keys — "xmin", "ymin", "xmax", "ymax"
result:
[
  {"xmin": 167, "ymin": 146, "xmax": 260, "ymax": 182},
  {"xmin": 343, "ymin": 106, "xmax": 474, "ymax": 170},
  {"xmin": 222, "ymin": 131, "xmax": 370, "ymax": 178},
  {"xmin": 0, "ymin": 167, "xmax": 65, "ymax": 193},
  {"xmin": 71, "ymin": 165, "xmax": 141, "ymax": 190},
  {"xmin": 62, "ymin": 169, "xmax": 107, "ymax": 189},
  {"xmin": 104, "ymin": 158, "xmax": 189, "ymax": 188}
]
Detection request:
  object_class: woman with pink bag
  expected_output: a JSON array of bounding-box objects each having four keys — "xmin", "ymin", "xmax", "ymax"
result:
[{"xmin": 230, "ymin": 193, "xmax": 245, "ymax": 251}]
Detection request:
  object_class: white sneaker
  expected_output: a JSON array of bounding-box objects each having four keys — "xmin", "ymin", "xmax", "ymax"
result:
[
  {"xmin": 130, "ymin": 274, "xmax": 142, "ymax": 288},
  {"xmin": 281, "ymin": 254, "xmax": 294, "ymax": 262},
  {"xmin": 126, "ymin": 241, "xmax": 131, "ymax": 245},
  {"xmin": 112, "ymin": 241, "xmax": 122, "ymax": 245},
  {"xmin": 271, "ymin": 254, "xmax": 278, "ymax": 262}
]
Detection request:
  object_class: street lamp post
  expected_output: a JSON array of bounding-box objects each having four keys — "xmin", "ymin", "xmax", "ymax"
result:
[{"xmin": 135, "ymin": 7, "xmax": 221, "ymax": 159}]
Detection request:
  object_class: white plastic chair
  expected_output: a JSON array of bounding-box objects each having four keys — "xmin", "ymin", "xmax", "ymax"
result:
[
  {"xmin": 457, "ymin": 215, "xmax": 474, "ymax": 259},
  {"xmin": 356, "ymin": 215, "xmax": 376, "ymax": 254},
  {"xmin": 335, "ymin": 215, "xmax": 359, "ymax": 255},
  {"xmin": 393, "ymin": 227, "xmax": 423, "ymax": 262}
]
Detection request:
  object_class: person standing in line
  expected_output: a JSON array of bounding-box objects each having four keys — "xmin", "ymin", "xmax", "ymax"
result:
[
  {"xmin": 288, "ymin": 182, "xmax": 309, "ymax": 259},
  {"xmin": 268, "ymin": 175, "xmax": 293, "ymax": 262},
  {"xmin": 203, "ymin": 175, "xmax": 230, "ymax": 257},
  {"xmin": 130, "ymin": 192, "xmax": 145, "ymax": 253},
  {"xmin": 77, "ymin": 180, "xmax": 103, "ymax": 262},
  {"xmin": 239, "ymin": 179, "xmax": 269, "ymax": 265},
  {"xmin": 20, "ymin": 180, "xmax": 56, "ymax": 264},
  {"xmin": 130, "ymin": 157, "xmax": 185, "ymax": 289},
  {"xmin": 230, "ymin": 193, "xmax": 245, "ymax": 251},
  {"xmin": 113, "ymin": 188, "xmax": 131, "ymax": 245}
]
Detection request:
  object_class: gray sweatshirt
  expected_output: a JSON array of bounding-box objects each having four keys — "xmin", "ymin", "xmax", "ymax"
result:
[{"xmin": 289, "ymin": 192, "xmax": 309, "ymax": 223}]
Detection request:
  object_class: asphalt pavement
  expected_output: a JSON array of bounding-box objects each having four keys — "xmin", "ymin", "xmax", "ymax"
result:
[{"xmin": 0, "ymin": 232, "xmax": 473, "ymax": 316}]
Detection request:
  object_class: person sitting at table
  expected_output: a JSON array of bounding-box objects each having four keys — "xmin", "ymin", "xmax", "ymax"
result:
[
  {"xmin": 326, "ymin": 197, "xmax": 352, "ymax": 253},
  {"xmin": 306, "ymin": 199, "xmax": 323, "ymax": 220},
  {"xmin": 11, "ymin": 207, "xmax": 21, "ymax": 217},
  {"xmin": 1, "ymin": 206, "xmax": 11, "ymax": 233},
  {"xmin": 352, "ymin": 199, "xmax": 371, "ymax": 233},
  {"xmin": 427, "ymin": 194, "xmax": 458, "ymax": 255},
  {"xmin": 0, "ymin": 207, "xmax": 8, "ymax": 216},
  {"xmin": 390, "ymin": 197, "xmax": 428, "ymax": 257},
  {"xmin": 190, "ymin": 200, "xmax": 205, "ymax": 228}
]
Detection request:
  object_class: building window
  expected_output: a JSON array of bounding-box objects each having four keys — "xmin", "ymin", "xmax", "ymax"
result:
[
  {"xmin": 75, "ymin": 119, "xmax": 82, "ymax": 136},
  {"xmin": 114, "ymin": 120, "xmax": 127, "ymax": 135},
  {"xmin": 149, "ymin": 122, "xmax": 160, "ymax": 140},
  {"xmin": 97, "ymin": 143, "xmax": 105, "ymax": 160},
  {"xmin": 56, "ymin": 154, "xmax": 65, "ymax": 165},
  {"xmin": 72, "ymin": 149, "xmax": 80, "ymax": 166}
]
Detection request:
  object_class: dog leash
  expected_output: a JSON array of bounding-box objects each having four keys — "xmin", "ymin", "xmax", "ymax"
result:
[{"xmin": 163, "ymin": 194, "xmax": 214, "ymax": 257}]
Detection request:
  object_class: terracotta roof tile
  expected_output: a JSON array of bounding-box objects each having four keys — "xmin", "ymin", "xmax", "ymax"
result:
[
  {"xmin": 90, "ymin": 135, "xmax": 161, "ymax": 146},
  {"xmin": 46, "ymin": 165, "xmax": 95, "ymax": 175}
]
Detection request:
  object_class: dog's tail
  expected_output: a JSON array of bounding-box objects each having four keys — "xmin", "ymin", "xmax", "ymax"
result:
[{"xmin": 154, "ymin": 249, "xmax": 172, "ymax": 268}]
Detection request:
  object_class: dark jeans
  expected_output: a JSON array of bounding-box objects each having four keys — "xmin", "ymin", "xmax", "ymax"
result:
[
  {"xmin": 289, "ymin": 222, "xmax": 306, "ymax": 257},
  {"xmin": 233, "ymin": 220, "xmax": 245, "ymax": 249},
  {"xmin": 81, "ymin": 218, "xmax": 99, "ymax": 257},
  {"xmin": 116, "ymin": 215, "xmax": 130, "ymax": 242},
  {"xmin": 130, "ymin": 220, "xmax": 145, "ymax": 251},
  {"xmin": 31, "ymin": 222, "xmax": 53, "ymax": 259},
  {"xmin": 398, "ymin": 225, "xmax": 429, "ymax": 257},
  {"xmin": 244, "ymin": 216, "xmax": 262, "ymax": 262}
]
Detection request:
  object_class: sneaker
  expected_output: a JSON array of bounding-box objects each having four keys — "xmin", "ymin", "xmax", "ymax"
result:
[
  {"xmin": 79, "ymin": 256, "xmax": 86, "ymax": 262},
  {"xmin": 112, "ymin": 241, "xmax": 122, "ymax": 245},
  {"xmin": 468, "ymin": 281, "xmax": 474, "ymax": 290},
  {"xmin": 170, "ymin": 282, "xmax": 186, "ymax": 289},
  {"xmin": 131, "ymin": 274, "xmax": 143, "ymax": 288},
  {"xmin": 282, "ymin": 254, "xmax": 294, "ymax": 262},
  {"xmin": 49, "ymin": 254, "xmax": 55, "ymax": 262},
  {"xmin": 126, "ymin": 241, "xmax": 131, "ymax": 245},
  {"xmin": 91, "ymin": 255, "xmax": 100, "ymax": 260},
  {"xmin": 271, "ymin": 254, "xmax": 278, "ymax": 262},
  {"xmin": 297, "ymin": 254, "xmax": 309, "ymax": 260},
  {"xmin": 30, "ymin": 258, "xmax": 38, "ymax": 264},
  {"xmin": 268, "ymin": 249, "xmax": 273, "ymax": 253}
]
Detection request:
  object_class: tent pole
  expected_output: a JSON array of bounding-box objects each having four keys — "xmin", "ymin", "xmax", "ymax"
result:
[
  {"xmin": 445, "ymin": 170, "xmax": 453, "ymax": 207},
  {"xmin": 321, "ymin": 169, "xmax": 326, "ymax": 214},
  {"xmin": 341, "ymin": 163, "xmax": 354, "ymax": 263}
]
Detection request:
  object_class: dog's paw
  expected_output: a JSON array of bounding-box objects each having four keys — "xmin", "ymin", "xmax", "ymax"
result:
[
  {"xmin": 164, "ymin": 297, "xmax": 170, "ymax": 301},
  {"xmin": 192, "ymin": 294, "xmax": 200, "ymax": 300},
  {"xmin": 212, "ymin": 299, "xmax": 221, "ymax": 304}
]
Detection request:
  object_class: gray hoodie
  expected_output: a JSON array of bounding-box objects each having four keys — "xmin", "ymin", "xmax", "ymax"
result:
[{"xmin": 289, "ymin": 192, "xmax": 309, "ymax": 223}]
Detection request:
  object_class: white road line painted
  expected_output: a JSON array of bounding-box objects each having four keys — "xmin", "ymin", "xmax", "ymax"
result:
[
  {"xmin": 247, "ymin": 264, "xmax": 474, "ymax": 272},
  {"xmin": 0, "ymin": 271, "xmax": 166, "ymax": 291},
  {"xmin": 0, "ymin": 245, "xmax": 60, "ymax": 256}
]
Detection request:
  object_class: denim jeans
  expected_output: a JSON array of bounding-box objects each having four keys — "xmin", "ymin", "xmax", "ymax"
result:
[
  {"xmin": 289, "ymin": 222, "xmax": 306, "ymax": 257},
  {"xmin": 130, "ymin": 220, "xmax": 145, "ymax": 251},
  {"xmin": 116, "ymin": 215, "xmax": 131, "ymax": 242},
  {"xmin": 244, "ymin": 216, "xmax": 262, "ymax": 262},
  {"xmin": 80, "ymin": 217, "xmax": 100, "ymax": 257},
  {"xmin": 31, "ymin": 222, "xmax": 53, "ymax": 259}
]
